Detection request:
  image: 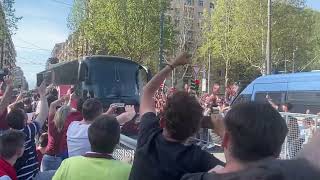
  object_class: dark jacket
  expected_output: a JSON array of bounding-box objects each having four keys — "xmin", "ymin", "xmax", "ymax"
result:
[{"xmin": 182, "ymin": 159, "xmax": 320, "ymax": 180}]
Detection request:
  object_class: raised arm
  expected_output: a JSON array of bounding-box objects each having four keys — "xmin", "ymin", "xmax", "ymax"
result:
[
  {"xmin": 7, "ymin": 90, "xmax": 25, "ymax": 112},
  {"xmin": 116, "ymin": 105, "xmax": 137, "ymax": 125},
  {"xmin": 0, "ymin": 76, "xmax": 14, "ymax": 115},
  {"xmin": 34, "ymin": 81, "xmax": 49, "ymax": 128},
  {"xmin": 49, "ymin": 97, "xmax": 66, "ymax": 117},
  {"xmin": 140, "ymin": 53, "xmax": 190, "ymax": 115}
]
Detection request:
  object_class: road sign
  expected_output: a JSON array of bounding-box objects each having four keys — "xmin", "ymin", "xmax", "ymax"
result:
[{"xmin": 193, "ymin": 65, "xmax": 200, "ymax": 78}]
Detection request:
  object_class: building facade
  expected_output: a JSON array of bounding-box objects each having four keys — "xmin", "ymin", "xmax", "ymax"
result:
[
  {"xmin": 0, "ymin": 2, "xmax": 16, "ymax": 69},
  {"xmin": 12, "ymin": 66, "xmax": 28, "ymax": 90},
  {"xmin": 169, "ymin": 0, "xmax": 214, "ymax": 51}
]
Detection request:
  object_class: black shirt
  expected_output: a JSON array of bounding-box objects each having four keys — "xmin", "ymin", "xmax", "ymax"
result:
[
  {"xmin": 129, "ymin": 112, "xmax": 224, "ymax": 180},
  {"xmin": 181, "ymin": 159, "xmax": 320, "ymax": 180}
]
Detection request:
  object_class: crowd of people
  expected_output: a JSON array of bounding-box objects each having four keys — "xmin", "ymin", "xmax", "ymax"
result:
[{"xmin": 0, "ymin": 53, "xmax": 319, "ymax": 180}]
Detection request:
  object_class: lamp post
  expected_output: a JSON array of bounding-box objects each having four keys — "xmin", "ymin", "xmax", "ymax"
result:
[
  {"xmin": 266, "ymin": 0, "xmax": 272, "ymax": 75},
  {"xmin": 159, "ymin": 0, "xmax": 165, "ymax": 71}
]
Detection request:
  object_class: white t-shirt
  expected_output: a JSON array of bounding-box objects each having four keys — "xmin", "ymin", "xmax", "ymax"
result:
[
  {"xmin": 67, "ymin": 121, "xmax": 91, "ymax": 157},
  {"xmin": 0, "ymin": 175, "xmax": 12, "ymax": 180}
]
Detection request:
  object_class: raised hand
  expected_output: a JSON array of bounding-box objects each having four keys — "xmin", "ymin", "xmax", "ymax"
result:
[
  {"xmin": 3, "ymin": 75, "xmax": 14, "ymax": 88},
  {"xmin": 116, "ymin": 105, "xmax": 137, "ymax": 125},
  {"xmin": 38, "ymin": 80, "xmax": 47, "ymax": 97},
  {"xmin": 171, "ymin": 52, "xmax": 191, "ymax": 68},
  {"xmin": 105, "ymin": 103, "xmax": 117, "ymax": 115}
]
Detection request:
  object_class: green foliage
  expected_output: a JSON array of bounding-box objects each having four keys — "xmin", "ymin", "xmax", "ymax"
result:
[
  {"xmin": 198, "ymin": 0, "xmax": 320, "ymax": 85},
  {"xmin": 0, "ymin": 0, "xmax": 21, "ymax": 40},
  {"xmin": 68, "ymin": 0, "xmax": 174, "ymax": 66}
]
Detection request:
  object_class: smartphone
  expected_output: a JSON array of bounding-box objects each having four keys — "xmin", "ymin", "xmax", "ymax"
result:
[
  {"xmin": 111, "ymin": 103, "xmax": 125, "ymax": 115},
  {"xmin": 111, "ymin": 103, "xmax": 125, "ymax": 108},
  {"xmin": 37, "ymin": 74, "xmax": 44, "ymax": 87}
]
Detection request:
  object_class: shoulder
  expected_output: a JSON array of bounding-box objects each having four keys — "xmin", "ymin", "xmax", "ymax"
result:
[
  {"xmin": 0, "ymin": 175, "xmax": 12, "ymax": 180},
  {"xmin": 67, "ymin": 121, "xmax": 80, "ymax": 131},
  {"xmin": 61, "ymin": 156, "xmax": 84, "ymax": 165},
  {"xmin": 109, "ymin": 161, "xmax": 132, "ymax": 178},
  {"xmin": 24, "ymin": 121, "xmax": 40, "ymax": 135},
  {"xmin": 139, "ymin": 112, "xmax": 159, "ymax": 129},
  {"xmin": 140, "ymin": 112, "xmax": 158, "ymax": 121}
]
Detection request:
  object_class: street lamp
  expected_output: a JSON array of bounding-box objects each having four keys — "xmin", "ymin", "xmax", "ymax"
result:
[
  {"xmin": 159, "ymin": 0, "xmax": 165, "ymax": 71},
  {"xmin": 266, "ymin": 0, "xmax": 272, "ymax": 75}
]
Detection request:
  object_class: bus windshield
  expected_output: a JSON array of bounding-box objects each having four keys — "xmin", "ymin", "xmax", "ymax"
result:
[{"xmin": 87, "ymin": 59, "xmax": 140, "ymax": 99}]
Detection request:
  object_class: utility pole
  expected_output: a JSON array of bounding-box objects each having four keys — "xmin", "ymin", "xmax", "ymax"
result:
[
  {"xmin": 159, "ymin": 0, "xmax": 165, "ymax": 71},
  {"xmin": 266, "ymin": 0, "xmax": 272, "ymax": 75},
  {"xmin": 292, "ymin": 47, "xmax": 297, "ymax": 73},
  {"xmin": 207, "ymin": 53, "xmax": 211, "ymax": 94}
]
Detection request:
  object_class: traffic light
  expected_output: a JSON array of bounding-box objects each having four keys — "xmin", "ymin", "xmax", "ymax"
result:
[{"xmin": 191, "ymin": 79, "xmax": 200, "ymax": 92}]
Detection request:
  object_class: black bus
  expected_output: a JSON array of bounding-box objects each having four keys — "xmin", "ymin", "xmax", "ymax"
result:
[{"xmin": 37, "ymin": 55, "xmax": 151, "ymax": 108}]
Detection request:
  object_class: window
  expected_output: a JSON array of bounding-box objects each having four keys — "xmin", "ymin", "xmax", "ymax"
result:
[
  {"xmin": 174, "ymin": 19, "xmax": 180, "ymax": 26},
  {"xmin": 287, "ymin": 91, "xmax": 320, "ymax": 114},
  {"xmin": 175, "ymin": 8, "xmax": 180, "ymax": 15},
  {"xmin": 185, "ymin": 0, "xmax": 194, "ymax": 6},
  {"xmin": 210, "ymin": 2, "xmax": 214, "ymax": 9},
  {"xmin": 254, "ymin": 91, "xmax": 286, "ymax": 106},
  {"xmin": 198, "ymin": 0, "xmax": 204, "ymax": 7},
  {"xmin": 232, "ymin": 94, "xmax": 252, "ymax": 105},
  {"xmin": 187, "ymin": 31, "xmax": 193, "ymax": 41}
]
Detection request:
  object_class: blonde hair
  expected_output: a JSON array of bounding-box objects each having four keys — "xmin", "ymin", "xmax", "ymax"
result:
[{"xmin": 53, "ymin": 105, "xmax": 71, "ymax": 132}]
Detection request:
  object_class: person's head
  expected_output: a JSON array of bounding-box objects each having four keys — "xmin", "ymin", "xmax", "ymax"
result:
[
  {"xmin": 212, "ymin": 83, "xmax": 220, "ymax": 94},
  {"xmin": 282, "ymin": 103, "xmax": 293, "ymax": 112},
  {"xmin": 162, "ymin": 91, "xmax": 203, "ymax": 142},
  {"xmin": 222, "ymin": 102, "xmax": 288, "ymax": 164},
  {"xmin": 33, "ymin": 94, "xmax": 39, "ymax": 101},
  {"xmin": 0, "ymin": 130, "xmax": 25, "ymax": 163},
  {"xmin": 47, "ymin": 94, "xmax": 58, "ymax": 107},
  {"xmin": 23, "ymin": 97, "xmax": 32, "ymax": 105},
  {"xmin": 38, "ymin": 133, "xmax": 48, "ymax": 148},
  {"xmin": 82, "ymin": 98, "xmax": 103, "ymax": 121},
  {"xmin": 13, "ymin": 101, "xmax": 25, "ymax": 110},
  {"xmin": 88, "ymin": 115, "xmax": 120, "ymax": 154},
  {"xmin": 6, "ymin": 108, "xmax": 27, "ymax": 130},
  {"xmin": 54, "ymin": 105, "xmax": 71, "ymax": 132},
  {"xmin": 76, "ymin": 98, "xmax": 85, "ymax": 113},
  {"xmin": 49, "ymin": 88, "xmax": 58, "ymax": 97}
]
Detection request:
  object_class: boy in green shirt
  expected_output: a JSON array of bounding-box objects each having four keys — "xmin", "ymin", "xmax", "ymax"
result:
[{"xmin": 53, "ymin": 114, "xmax": 131, "ymax": 180}]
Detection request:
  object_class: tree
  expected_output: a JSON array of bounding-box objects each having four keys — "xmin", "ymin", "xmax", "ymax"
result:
[
  {"xmin": 198, "ymin": 0, "xmax": 319, "ymax": 87},
  {"xmin": 68, "ymin": 0, "xmax": 174, "ymax": 68},
  {"xmin": 0, "ymin": 0, "xmax": 21, "ymax": 39},
  {"xmin": 198, "ymin": 0, "xmax": 238, "ymax": 93}
]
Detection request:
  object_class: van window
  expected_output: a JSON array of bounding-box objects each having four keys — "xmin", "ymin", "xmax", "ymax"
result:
[
  {"xmin": 232, "ymin": 94, "xmax": 252, "ymax": 105},
  {"xmin": 254, "ymin": 92, "xmax": 286, "ymax": 105},
  {"xmin": 287, "ymin": 91, "xmax": 320, "ymax": 114}
]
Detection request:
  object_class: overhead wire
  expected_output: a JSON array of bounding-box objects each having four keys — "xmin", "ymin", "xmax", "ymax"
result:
[
  {"xmin": 49, "ymin": 0, "xmax": 73, "ymax": 7},
  {"xmin": 15, "ymin": 46, "xmax": 51, "ymax": 52}
]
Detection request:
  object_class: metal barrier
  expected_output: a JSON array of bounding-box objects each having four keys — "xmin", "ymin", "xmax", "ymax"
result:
[
  {"xmin": 113, "ymin": 134, "xmax": 137, "ymax": 163},
  {"xmin": 279, "ymin": 112, "xmax": 319, "ymax": 159},
  {"xmin": 113, "ymin": 113, "xmax": 320, "ymax": 163}
]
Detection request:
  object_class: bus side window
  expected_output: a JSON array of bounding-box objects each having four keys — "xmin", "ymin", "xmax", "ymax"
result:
[{"xmin": 233, "ymin": 94, "xmax": 252, "ymax": 105}]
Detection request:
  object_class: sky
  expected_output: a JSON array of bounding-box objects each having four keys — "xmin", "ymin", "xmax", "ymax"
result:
[
  {"xmin": 13, "ymin": 0, "xmax": 73, "ymax": 88},
  {"xmin": 12, "ymin": 0, "xmax": 320, "ymax": 89}
]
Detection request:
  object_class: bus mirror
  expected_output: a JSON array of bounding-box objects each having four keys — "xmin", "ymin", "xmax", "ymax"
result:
[
  {"xmin": 147, "ymin": 69, "xmax": 152, "ymax": 81},
  {"xmin": 78, "ymin": 62, "xmax": 87, "ymax": 82}
]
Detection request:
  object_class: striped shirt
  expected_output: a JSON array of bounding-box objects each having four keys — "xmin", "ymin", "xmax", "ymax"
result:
[{"xmin": 14, "ymin": 122, "xmax": 40, "ymax": 180}]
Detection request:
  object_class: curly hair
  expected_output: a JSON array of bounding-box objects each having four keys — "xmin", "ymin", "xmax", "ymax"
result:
[{"xmin": 163, "ymin": 91, "xmax": 203, "ymax": 141}]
